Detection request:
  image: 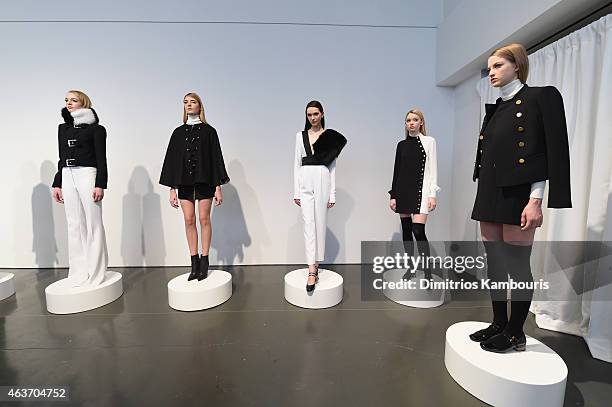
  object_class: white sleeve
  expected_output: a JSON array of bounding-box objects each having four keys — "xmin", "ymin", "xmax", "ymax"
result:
[
  {"xmin": 428, "ymin": 137, "xmax": 440, "ymax": 198},
  {"xmin": 293, "ymin": 132, "xmax": 302, "ymax": 199},
  {"xmin": 329, "ymin": 158, "xmax": 337, "ymax": 203},
  {"xmin": 529, "ymin": 181, "xmax": 546, "ymax": 199}
]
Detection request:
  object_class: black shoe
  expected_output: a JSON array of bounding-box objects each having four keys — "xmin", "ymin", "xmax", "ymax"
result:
[
  {"xmin": 188, "ymin": 255, "xmax": 200, "ymax": 281},
  {"xmin": 306, "ymin": 266, "xmax": 319, "ymax": 292},
  {"xmin": 198, "ymin": 255, "xmax": 209, "ymax": 281},
  {"xmin": 480, "ymin": 332, "xmax": 526, "ymax": 353},
  {"xmin": 402, "ymin": 268, "xmax": 414, "ymax": 280},
  {"xmin": 469, "ymin": 323, "xmax": 505, "ymax": 342}
]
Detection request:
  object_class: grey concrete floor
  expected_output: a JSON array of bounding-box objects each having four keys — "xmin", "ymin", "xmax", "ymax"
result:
[{"xmin": 0, "ymin": 265, "xmax": 610, "ymax": 406}]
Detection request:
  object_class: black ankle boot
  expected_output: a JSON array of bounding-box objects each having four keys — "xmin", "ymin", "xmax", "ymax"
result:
[
  {"xmin": 198, "ymin": 255, "xmax": 209, "ymax": 281},
  {"xmin": 188, "ymin": 255, "xmax": 200, "ymax": 281}
]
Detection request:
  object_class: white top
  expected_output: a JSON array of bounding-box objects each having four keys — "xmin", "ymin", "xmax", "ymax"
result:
[
  {"xmin": 293, "ymin": 131, "xmax": 337, "ymax": 203},
  {"xmin": 186, "ymin": 114, "xmax": 202, "ymax": 125},
  {"xmin": 499, "ymin": 79, "xmax": 545, "ymax": 200}
]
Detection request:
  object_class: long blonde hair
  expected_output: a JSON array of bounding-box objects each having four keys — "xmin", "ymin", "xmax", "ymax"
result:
[
  {"xmin": 182, "ymin": 92, "xmax": 207, "ymax": 124},
  {"xmin": 67, "ymin": 90, "xmax": 92, "ymax": 108},
  {"xmin": 490, "ymin": 43, "xmax": 529, "ymax": 84},
  {"xmin": 405, "ymin": 108, "xmax": 427, "ymax": 137}
]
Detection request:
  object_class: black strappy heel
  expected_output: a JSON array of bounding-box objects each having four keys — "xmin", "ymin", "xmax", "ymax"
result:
[{"xmin": 306, "ymin": 265, "xmax": 319, "ymax": 292}]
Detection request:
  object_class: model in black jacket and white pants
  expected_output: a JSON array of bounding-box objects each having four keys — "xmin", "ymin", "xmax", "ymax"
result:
[
  {"xmin": 293, "ymin": 101, "xmax": 346, "ymax": 292},
  {"xmin": 52, "ymin": 90, "xmax": 108, "ymax": 287}
]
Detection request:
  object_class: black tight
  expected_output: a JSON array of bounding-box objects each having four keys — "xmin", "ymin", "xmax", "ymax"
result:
[{"xmin": 483, "ymin": 241, "xmax": 534, "ymax": 335}]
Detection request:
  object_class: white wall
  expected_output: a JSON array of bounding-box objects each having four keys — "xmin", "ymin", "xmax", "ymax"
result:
[{"xmin": 0, "ymin": 1, "xmax": 455, "ymax": 268}]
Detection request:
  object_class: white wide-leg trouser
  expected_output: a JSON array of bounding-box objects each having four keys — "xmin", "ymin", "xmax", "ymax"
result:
[
  {"xmin": 62, "ymin": 167, "xmax": 108, "ymax": 286},
  {"xmin": 299, "ymin": 165, "xmax": 330, "ymax": 265}
]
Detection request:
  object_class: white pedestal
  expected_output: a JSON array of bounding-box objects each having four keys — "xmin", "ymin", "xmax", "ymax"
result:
[
  {"xmin": 168, "ymin": 270, "xmax": 232, "ymax": 311},
  {"xmin": 0, "ymin": 272, "xmax": 15, "ymax": 301},
  {"xmin": 382, "ymin": 269, "xmax": 445, "ymax": 308},
  {"xmin": 45, "ymin": 271, "xmax": 123, "ymax": 314},
  {"xmin": 284, "ymin": 268, "xmax": 343, "ymax": 309},
  {"xmin": 444, "ymin": 321, "xmax": 567, "ymax": 407}
]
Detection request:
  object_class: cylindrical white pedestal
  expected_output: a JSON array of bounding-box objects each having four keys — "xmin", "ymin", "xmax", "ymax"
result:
[
  {"xmin": 284, "ymin": 268, "xmax": 343, "ymax": 309},
  {"xmin": 45, "ymin": 271, "xmax": 123, "ymax": 314},
  {"xmin": 168, "ymin": 270, "xmax": 232, "ymax": 311},
  {"xmin": 382, "ymin": 269, "xmax": 445, "ymax": 308},
  {"xmin": 444, "ymin": 321, "xmax": 567, "ymax": 407},
  {"xmin": 0, "ymin": 272, "xmax": 15, "ymax": 301}
]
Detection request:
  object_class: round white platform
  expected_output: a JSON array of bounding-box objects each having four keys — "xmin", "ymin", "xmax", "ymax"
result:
[
  {"xmin": 445, "ymin": 321, "xmax": 567, "ymax": 407},
  {"xmin": 284, "ymin": 268, "xmax": 343, "ymax": 309},
  {"xmin": 45, "ymin": 271, "xmax": 123, "ymax": 314},
  {"xmin": 0, "ymin": 272, "xmax": 15, "ymax": 301},
  {"xmin": 382, "ymin": 269, "xmax": 445, "ymax": 308},
  {"xmin": 168, "ymin": 270, "xmax": 232, "ymax": 311}
]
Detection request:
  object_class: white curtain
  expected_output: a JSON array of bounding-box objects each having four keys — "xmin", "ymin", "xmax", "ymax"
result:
[{"xmin": 476, "ymin": 14, "xmax": 612, "ymax": 363}]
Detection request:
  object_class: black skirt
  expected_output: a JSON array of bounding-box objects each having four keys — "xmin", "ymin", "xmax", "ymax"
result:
[
  {"xmin": 178, "ymin": 184, "xmax": 215, "ymax": 201},
  {"xmin": 471, "ymin": 101, "xmax": 530, "ymax": 226}
]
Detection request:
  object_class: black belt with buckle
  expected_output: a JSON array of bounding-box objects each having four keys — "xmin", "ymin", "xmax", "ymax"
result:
[
  {"xmin": 65, "ymin": 158, "xmax": 76, "ymax": 167},
  {"xmin": 67, "ymin": 139, "xmax": 78, "ymax": 147}
]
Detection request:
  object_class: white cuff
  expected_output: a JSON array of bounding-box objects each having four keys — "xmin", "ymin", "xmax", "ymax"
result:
[{"xmin": 530, "ymin": 181, "xmax": 546, "ymax": 199}]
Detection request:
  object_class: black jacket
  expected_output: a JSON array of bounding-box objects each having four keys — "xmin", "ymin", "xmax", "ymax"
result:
[
  {"xmin": 52, "ymin": 108, "xmax": 108, "ymax": 189},
  {"xmin": 473, "ymin": 85, "xmax": 571, "ymax": 208},
  {"xmin": 159, "ymin": 123, "xmax": 230, "ymax": 188}
]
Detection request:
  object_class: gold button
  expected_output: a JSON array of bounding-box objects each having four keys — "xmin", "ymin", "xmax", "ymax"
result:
[
  {"xmin": 516, "ymin": 99, "xmax": 522, "ymax": 105},
  {"xmin": 518, "ymin": 158, "xmax": 525, "ymax": 164},
  {"xmin": 479, "ymin": 135, "xmax": 484, "ymax": 140},
  {"xmin": 517, "ymin": 126, "xmax": 525, "ymax": 132},
  {"xmin": 518, "ymin": 141, "xmax": 525, "ymax": 147}
]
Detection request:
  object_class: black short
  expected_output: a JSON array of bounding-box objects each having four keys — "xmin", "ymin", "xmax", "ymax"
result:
[{"xmin": 177, "ymin": 184, "xmax": 215, "ymax": 201}]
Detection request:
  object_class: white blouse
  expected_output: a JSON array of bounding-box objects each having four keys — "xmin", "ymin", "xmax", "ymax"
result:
[{"xmin": 293, "ymin": 131, "xmax": 337, "ymax": 203}]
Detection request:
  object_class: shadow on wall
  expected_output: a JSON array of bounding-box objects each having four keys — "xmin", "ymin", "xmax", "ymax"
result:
[
  {"xmin": 121, "ymin": 166, "xmax": 166, "ymax": 266},
  {"xmin": 325, "ymin": 187, "xmax": 355, "ymax": 264},
  {"xmin": 211, "ymin": 160, "xmax": 259, "ymax": 265},
  {"xmin": 32, "ymin": 160, "xmax": 68, "ymax": 268}
]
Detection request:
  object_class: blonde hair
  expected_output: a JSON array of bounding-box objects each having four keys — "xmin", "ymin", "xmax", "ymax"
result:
[
  {"xmin": 490, "ymin": 43, "xmax": 529, "ymax": 83},
  {"xmin": 182, "ymin": 92, "xmax": 207, "ymax": 124},
  {"xmin": 67, "ymin": 90, "xmax": 92, "ymax": 108},
  {"xmin": 405, "ymin": 108, "xmax": 427, "ymax": 137}
]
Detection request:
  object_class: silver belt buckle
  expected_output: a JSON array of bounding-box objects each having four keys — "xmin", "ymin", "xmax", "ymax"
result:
[
  {"xmin": 67, "ymin": 139, "xmax": 77, "ymax": 147},
  {"xmin": 65, "ymin": 158, "xmax": 76, "ymax": 167}
]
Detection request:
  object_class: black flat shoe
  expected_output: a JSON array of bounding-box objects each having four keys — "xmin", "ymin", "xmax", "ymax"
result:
[
  {"xmin": 198, "ymin": 255, "xmax": 209, "ymax": 281},
  {"xmin": 469, "ymin": 323, "xmax": 505, "ymax": 342},
  {"xmin": 306, "ymin": 266, "xmax": 319, "ymax": 292},
  {"xmin": 480, "ymin": 332, "xmax": 526, "ymax": 353},
  {"xmin": 188, "ymin": 255, "xmax": 200, "ymax": 281}
]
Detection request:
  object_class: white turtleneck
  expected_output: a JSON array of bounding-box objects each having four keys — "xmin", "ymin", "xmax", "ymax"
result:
[
  {"xmin": 499, "ymin": 78, "xmax": 545, "ymax": 200},
  {"xmin": 186, "ymin": 114, "xmax": 202, "ymax": 125}
]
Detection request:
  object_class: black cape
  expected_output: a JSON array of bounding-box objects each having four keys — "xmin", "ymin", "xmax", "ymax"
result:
[
  {"xmin": 159, "ymin": 123, "xmax": 230, "ymax": 188},
  {"xmin": 307, "ymin": 128, "xmax": 347, "ymax": 166}
]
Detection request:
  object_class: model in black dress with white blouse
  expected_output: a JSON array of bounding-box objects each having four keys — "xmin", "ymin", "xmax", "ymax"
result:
[
  {"xmin": 469, "ymin": 44, "xmax": 571, "ymax": 353},
  {"xmin": 389, "ymin": 109, "xmax": 440, "ymax": 280},
  {"xmin": 160, "ymin": 92, "xmax": 230, "ymax": 281}
]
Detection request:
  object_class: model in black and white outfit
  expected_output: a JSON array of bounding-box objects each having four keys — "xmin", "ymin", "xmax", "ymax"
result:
[
  {"xmin": 389, "ymin": 109, "xmax": 440, "ymax": 280},
  {"xmin": 469, "ymin": 44, "xmax": 571, "ymax": 353},
  {"xmin": 51, "ymin": 90, "xmax": 109, "ymax": 287},
  {"xmin": 159, "ymin": 92, "xmax": 230, "ymax": 281},
  {"xmin": 293, "ymin": 101, "xmax": 347, "ymax": 292}
]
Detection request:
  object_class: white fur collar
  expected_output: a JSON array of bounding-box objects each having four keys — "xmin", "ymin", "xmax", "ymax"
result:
[{"xmin": 71, "ymin": 108, "xmax": 97, "ymax": 126}]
